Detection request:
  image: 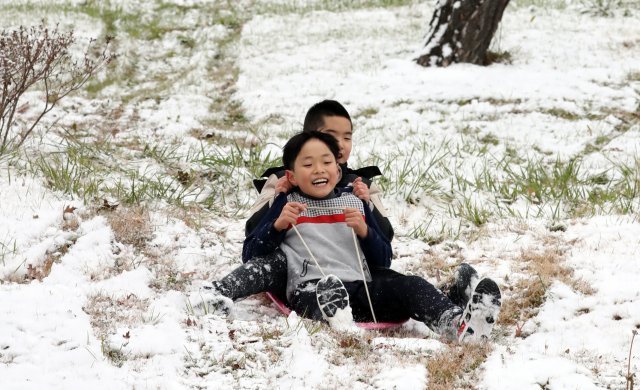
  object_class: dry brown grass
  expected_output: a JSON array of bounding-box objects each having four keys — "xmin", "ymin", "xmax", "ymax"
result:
[
  {"xmin": 167, "ymin": 205, "xmax": 207, "ymax": 231},
  {"xmin": 325, "ymin": 332, "xmax": 376, "ymax": 368},
  {"xmin": 104, "ymin": 206, "xmax": 152, "ymax": 250},
  {"xmin": 326, "ymin": 330, "xmax": 437, "ymax": 387},
  {"xmin": 499, "ymin": 245, "xmax": 596, "ymax": 328},
  {"xmin": 147, "ymin": 255, "xmax": 193, "ymax": 292},
  {"xmin": 406, "ymin": 250, "xmax": 464, "ymax": 290},
  {"xmin": 5, "ymin": 207, "xmax": 79, "ymax": 284},
  {"xmin": 336, "ymin": 333, "xmax": 374, "ymax": 361},
  {"xmin": 83, "ymin": 292, "xmax": 150, "ymax": 337},
  {"xmin": 24, "ymin": 255, "xmax": 56, "ymax": 282},
  {"xmin": 426, "ymin": 342, "xmax": 493, "ymax": 390},
  {"xmin": 83, "ymin": 292, "xmax": 153, "ymax": 367},
  {"xmin": 419, "ymin": 252, "xmax": 450, "ymax": 279}
]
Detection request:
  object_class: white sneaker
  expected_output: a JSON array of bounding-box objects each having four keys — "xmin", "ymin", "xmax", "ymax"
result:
[
  {"xmin": 457, "ymin": 278, "xmax": 501, "ymax": 343},
  {"xmin": 316, "ymin": 275, "xmax": 350, "ymax": 320},
  {"xmin": 316, "ymin": 275, "xmax": 358, "ymax": 332}
]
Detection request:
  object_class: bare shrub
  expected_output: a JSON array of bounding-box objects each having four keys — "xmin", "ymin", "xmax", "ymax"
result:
[{"xmin": 0, "ymin": 22, "xmax": 114, "ymax": 153}]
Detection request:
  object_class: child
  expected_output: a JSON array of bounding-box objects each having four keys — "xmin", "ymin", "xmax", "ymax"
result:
[
  {"xmin": 194, "ymin": 131, "xmax": 501, "ymax": 343},
  {"xmin": 246, "ymin": 100, "xmax": 393, "ymax": 240},
  {"xmin": 240, "ymin": 100, "xmax": 393, "ymax": 304}
]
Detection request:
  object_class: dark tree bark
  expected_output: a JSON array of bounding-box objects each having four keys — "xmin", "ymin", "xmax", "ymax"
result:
[{"xmin": 415, "ymin": 0, "xmax": 510, "ymax": 67}]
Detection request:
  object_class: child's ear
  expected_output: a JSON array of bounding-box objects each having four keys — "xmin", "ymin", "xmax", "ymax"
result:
[
  {"xmin": 336, "ymin": 163, "xmax": 342, "ymax": 181},
  {"xmin": 285, "ymin": 170, "xmax": 297, "ymax": 187}
]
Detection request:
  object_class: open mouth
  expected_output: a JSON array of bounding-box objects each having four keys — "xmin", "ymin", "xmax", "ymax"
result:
[{"xmin": 312, "ymin": 178, "xmax": 328, "ymax": 186}]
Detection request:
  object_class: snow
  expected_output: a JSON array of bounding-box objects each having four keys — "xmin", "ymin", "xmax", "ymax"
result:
[
  {"xmin": 1, "ymin": 0, "xmax": 640, "ymax": 389},
  {"xmin": 326, "ymin": 305, "xmax": 360, "ymax": 333},
  {"xmin": 371, "ymin": 364, "xmax": 429, "ymax": 389},
  {"xmin": 278, "ymin": 312, "xmax": 330, "ymax": 388}
]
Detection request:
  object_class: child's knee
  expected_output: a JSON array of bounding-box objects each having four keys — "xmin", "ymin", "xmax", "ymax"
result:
[{"xmin": 402, "ymin": 274, "xmax": 433, "ymax": 289}]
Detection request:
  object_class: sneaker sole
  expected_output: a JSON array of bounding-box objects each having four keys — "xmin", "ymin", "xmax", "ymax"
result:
[
  {"xmin": 457, "ymin": 278, "xmax": 501, "ymax": 343},
  {"xmin": 316, "ymin": 275, "xmax": 350, "ymax": 319}
]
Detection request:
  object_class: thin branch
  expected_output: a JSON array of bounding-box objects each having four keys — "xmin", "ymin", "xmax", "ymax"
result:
[
  {"xmin": 0, "ymin": 22, "xmax": 114, "ymax": 154},
  {"xmin": 628, "ymin": 330, "xmax": 637, "ymax": 390}
]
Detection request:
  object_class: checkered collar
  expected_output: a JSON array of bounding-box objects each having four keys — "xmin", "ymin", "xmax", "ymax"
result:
[{"xmin": 291, "ymin": 187, "xmax": 340, "ymax": 201}]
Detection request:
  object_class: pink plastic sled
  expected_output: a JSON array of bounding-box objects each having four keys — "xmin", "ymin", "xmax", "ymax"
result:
[{"xmin": 266, "ymin": 292, "xmax": 408, "ymax": 330}]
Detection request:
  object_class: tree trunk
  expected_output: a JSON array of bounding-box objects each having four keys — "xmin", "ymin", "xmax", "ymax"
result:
[{"xmin": 415, "ymin": 0, "xmax": 510, "ymax": 67}]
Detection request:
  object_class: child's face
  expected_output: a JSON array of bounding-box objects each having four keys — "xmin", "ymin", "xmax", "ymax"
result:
[
  {"xmin": 286, "ymin": 139, "xmax": 340, "ymax": 198},
  {"xmin": 317, "ymin": 116, "xmax": 352, "ymax": 164}
]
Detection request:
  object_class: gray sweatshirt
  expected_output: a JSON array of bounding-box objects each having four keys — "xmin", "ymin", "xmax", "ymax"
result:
[{"xmin": 282, "ymin": 191, "xmax": 372, "ymax": 300}]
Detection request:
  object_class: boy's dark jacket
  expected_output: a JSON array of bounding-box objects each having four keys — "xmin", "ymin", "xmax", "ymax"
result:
[
  {"xmin": 246, "ymin": 163, "xmax": 394, "ymax": 241},
  {"xmin": 242, "ymin": 188, "xmax": 393, "ymax": 270}
]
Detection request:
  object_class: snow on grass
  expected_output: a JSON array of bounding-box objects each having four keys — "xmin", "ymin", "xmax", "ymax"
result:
[
  {"xmin": 234, "ymin": 3, "xmax": 640, "ymax": 388},
  {"xmin": 277, "ymin": 313, "xmax": 329, "ymax": 387},
  {"xmin": 371, "ymin": 364, "xmax": 429, "ymax": 389},
  {"xmin": 0, "ymin": 0, "xmax": 639, "ymax": 389},
  {"xmin": 0, "ymin": 177, "xmax": 134, "ymax": 387},
  {"xmin": 0, "ymin": 175, "xmax": 81, "ymax": 281}
]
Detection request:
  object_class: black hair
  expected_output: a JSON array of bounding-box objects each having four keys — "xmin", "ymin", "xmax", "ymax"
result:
[
  {"xmin": 282, "ymin": 131, "xmax": 340, "ymax": 170},
  {"xmin": 302, "ymin": 100, "xmax": 352, "ymax": 133}
]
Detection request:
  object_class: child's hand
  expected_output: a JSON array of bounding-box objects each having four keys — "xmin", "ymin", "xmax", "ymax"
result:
[
  {"xmin": 352, "ymin": 177, "xmax": 370, "ymax": 202},
  {"xmin": 274, "ymin": 202, "xmax": 306, "ymax": 231},
  {"xmin": 344, "ymin": 207, "xmax": 368, "ymax": 238},
  {"xmin": 275, "ymin": 176, "xmax": 293, "ymax": 194}
]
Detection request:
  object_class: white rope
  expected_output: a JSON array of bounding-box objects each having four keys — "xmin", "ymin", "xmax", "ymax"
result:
[{"xmin": 291, "ymin": 206, "xmax": 378, "ymax": 323}]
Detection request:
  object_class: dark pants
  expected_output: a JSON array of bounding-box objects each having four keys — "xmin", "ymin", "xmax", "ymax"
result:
[
  {"xmin": 216, "ymin": 249, "xmax": 288, "ymax": 301},
  {"xmin": 218, "ymin": 255, "xmax": 460, "ymax": 333},
  {"xmin": 290, "ymin": 268, "xmax": 461, "ymax": 332}
]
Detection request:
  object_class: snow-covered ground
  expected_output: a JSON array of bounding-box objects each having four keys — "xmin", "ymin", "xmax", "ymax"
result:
[{"xmin": 1, "ymin": 0, "xmax": 639, "ymax": 388}]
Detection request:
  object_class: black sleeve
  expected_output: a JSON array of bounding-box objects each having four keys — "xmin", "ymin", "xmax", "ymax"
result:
[
  {"xmin": 245, "ymin": 203, "xmax": 269, "ymax": 236},
  {"xmin": 242, "ymin": 194, "xmax": 288, "ymax": 263},
  {"xmin": 372, "ymin": 206, "xmax": 394, "ymax": 242},
  {"xmin": 359, "ymin": 202, "xmax": 392, "ymax": 268},
  {"xmin": 344, "ymin": 165, "xmax": 394, "ymax": 242}
]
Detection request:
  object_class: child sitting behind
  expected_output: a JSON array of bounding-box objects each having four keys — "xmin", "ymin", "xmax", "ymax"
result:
[{"xmin": 242, "ymin": 99, "xmax": 393, "ymax": 304}]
